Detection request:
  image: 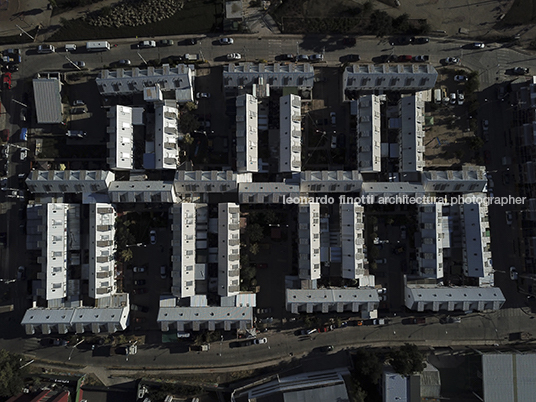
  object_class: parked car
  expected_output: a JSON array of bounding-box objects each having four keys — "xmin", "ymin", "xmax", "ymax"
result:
[
  {"xmin": 331, "ymin": 134, "xmax": 337, "ymax": 149},
  {"xmin": 158, "ymin": 39, "xmax": 174, "ymax": 46},
  {"xmin": 375, "ymin": 258, "xmax": 387, "ymax": 264},
  {"xmin": 73, "ymin": 61, "xmax": 86, "ymax": 68},
  {"xmin": 20, "ymin": 149, "xmax": 27, "ymax": 161},
  {"xmin": 398, "ymin": 55, "xmax": 413, "ymax": 62},
  {"xmin": 444, "ymin": 57, "xmax": 459, "ymax": 65},
  {"xmin": 330, "ymin": 112, "xmax": 336, "ymax": 125},
  {"xmin": 149, "ymin": 229, "xmax": 156, "ymax": 244},
  {"xmin": 132, "ymin": 288, "xmax": 148, "ymax": 294},
  {"xmin": 470, "ymin": 42, "xmax": 485, "ymax": 49},
  {"xmin": 227, "ymin": 53, "xmax": 241, "ymax": 61},
  {"xmin": 134, "ymin": 279, "xmax": 146, "ymax": 286},
  {"xmin": 256, "ymin": 307, "xmax": 272, "ymax": 314},
  {"xmin": 186, "ymin": 38, "xmax": 198, "ymax": 45},
  {"xmin": 219, "ymin": 37, "xmax": 234, "ymax": 45},
  {"xmin": 279, "ymin": 54, "xmax": 295, "ymax": 61},
  {"xmin": 310, "ymin": 54, "xmax": 324, "ymax": 62},
  {"xmin": 160, "ymin": 265, "xmax": 167, "ymax": 279},
  {"xmin": 66, "ymin": 130, "xmax": 86, "ymax": 138},
  {"xmin": 133, "ymin": 266, "xmax": 146, "ymax": 273},
  {"xmin": 37, "ymin": 44, "xmax": 55, "ymax": 53},
  {"xmin": 296, "ymin": 54, "xmax": 309, "ymax": 61},
  {"xmin": 301, "ymin": 328, "xmax": 317, "ymax": 335},
  {"xmin": 344, "ymin": 54, "xmax": 361, "ymax": 62},
  {"xmin": 506, "ymin": 211, "xmax": 513, "ymax": 225},
  {"xmin": 411, "ymin": 37, "xmax": 429, "ymax": 44},
  {"xmin": 449, "ymin": 93, "xmax": 456, "ymax": 105},
  {"xmin": 130, "ymin": 304, "xmax": 149, "ymax": 313},
  {"xmin": 254, "ymin": 337, "xmax": 267, "ymax": 344},
  {"xmin": 510, "ymin": 266, "xmax": 518, "ymax": 280},
  {"xmin": 400, "ymin": 225, "xmax": 407, "ymax": 239},
  {"xmin": 454, "ymin": 75, "xmax": 467, "ymax": 82},
  {"xmin": 19, "ymin": 108, "xmax": 27, "ymax": 122},
  {"xmin": 196, "ymin": 92, "xmax": 211, "ymax": 99},
  {"xmin": 457, "ymin": 90, "xmax": 465, "ymax": 105},
  {"xmin": 513, "ymin": 67, "xmax": 530, "ymax": 75},
  {"xmin": 482, "ymin": 120, "xmax": 489, "ymax": 131},
  {"xmin": 3, "ymin": 72, "xmax": 11, "ymax": 89},
  {"xmin": 138, "ymin": 40, "xmax": 156, "ymax": 48},
  {"xmin": 72, "ymin": 100, "xmax": 85, "ymax": 106},
  {"xmin": 319, "ymin": 345, "xmax": 334, "ymax": 352},
  {"xmin": 413, "ymin": 55, "xmax": 429, "ymax": 62},
  {"xmin": 118, "ymin": 59, "xmax": 131, "ymax": 66}
]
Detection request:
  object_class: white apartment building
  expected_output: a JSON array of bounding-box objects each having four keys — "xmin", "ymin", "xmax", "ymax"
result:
[
  {"xmin": 461, "ymin": 202, "xmax": 493, "ymax": 286},
  {"xmin": 97, "ymin": 64, "xmax": 194, "ymax": 102},
  {"xmin": 108, "ymin": 181, "xmax": 177, "ymax": 203},
  {"xmin": 171, "ymin": 203, "xmax": 197, "ymax": 299},
  {"xmin": 298, "ymin": 203, "xmax": 321, "ymax": 281},
  {"xmin": 36, "ymin": 203, "xmax": 72, "ymax": 303},
  {"xmin": 354, "ymin": 95, "xmax": 381, "ymax": 172},
  {"xmin": 340, "ymin": 204, "xmax": 367, "ymax": 280},
  {"xmin": 238, "ymin": 182, "xmax": 300, "ymax": 203},
  {"xmin": 154, "ymin": 104, "xmax": 179, "ymax": 170},
  {"xmin": 25, "ymin": 170, "xmax": 115, "ymax": 195},
  {"xmin": 174, "ymin": 170, "xmax": 252, "ymax": 202},
  {"xmin": 422, "ymin": 166, "xmax": 487, "ymax": 193},
  {"xmin": 399, "ymin": 92, "xmax": 425, "ymax": 172},
  {"xmin": 106, "ymin": 105, "xmax": 134, "ymax": 171},
  {"xmin": 236, "ymin": 94, "xmax": 259, "ymax": 173},
  {"xmin": 417, "ymin": 203, "xmax": 445, "ymax": 279},
  {"xmin": 218, "ymin": 203, "xmax": 241, "ymax": 297},
  {"xmin": 279, "ymin": 94, "xmax": 302, "ymax": 173},
  {"xmin": 89, "ymin": 203, "xmax": 116, "ymax": 299},
  {"xmin": 343, "ymin": 64, "xmax": 437, "ymax": 95},
  {"xmin": 299, "ymin": 170, "xmax": 363, "ymax": 193},
  {"xmin": 223, "ymin": 63, "xmax": 315, "ymax": 90},
  {"xmin": 286, "ymin": 288, "xmax": 380, "ymax": 314},
  {"xmin": 404, "ymin": 285, "xmax": 505, "ymax": 312}
]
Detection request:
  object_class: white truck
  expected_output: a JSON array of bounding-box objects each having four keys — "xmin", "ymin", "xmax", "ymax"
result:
[
  {"xmin": 86, "ymin": 41, "xmax": 111, "ymax": 52},
  {"xmin": 184, "ymin": 53, "xmax": 199, "ymax": 61}
]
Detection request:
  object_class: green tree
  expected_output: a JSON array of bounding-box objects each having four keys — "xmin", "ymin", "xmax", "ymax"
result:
[
  {"xmin": 0, "ymin": 349, "xmax": 27, "ymax": 398},
  {"xmin": 354, "ymin": 349, "xmax": 383, "ymax": 384},
  {"xmin": 183, "ymin": 133, "xmax": 194, "ymax": 145},
  {"xmin": 184, "ymin": 101, "xmax": 197, "ymax": 112},
  {"xmin": 249, "ymin": 243, "xmax": 260, "ymax": 255},
  {"xmin": 369, "ymin": 246, "xmax": 380, "ymax": 259},
  {"xmin": 389, "ymin": 343, "xmax": 426, "ymax": 376},
  {"xmin": 119, "ymin": 248, "xmax": 133, "ymax": 262},
  {"xmin": 469, "ymin": 136, "xmax": 484, "ymax": 151},
  {"xmin": 180, "ymin": 113, "xmax": 200, "ymax": 134},
  {"xmin": 247, "ymin": 223, "xmax": 264, "ymax": 243}
]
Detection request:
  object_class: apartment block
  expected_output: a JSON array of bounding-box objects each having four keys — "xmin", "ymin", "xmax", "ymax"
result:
[
  {"xmin": 236, "ymin": 94, "xmax": 259, "ymax": 173},
  {"xmin": 340, "ymin": 204, "xmax": 367, "ymax": 280},
  {"xmin": 279, "ymin": 94, "xmax": 302, "ymax": 172},
  {"xmin": 106, "ymin": 105, "xmax": 134, "ymax": 171},
  {"xmin": 218, "ymin": 203, "xmax": 241, "ymax": 297},
  {"xmin": 399, "ymin": 92, "xmax": 425, "ymax": 173},
  {"xmin": 417, "ymin": 203, "xmax": 445, "ymax": 279},
  {"xmin": 171, "ymin": 203, "xmax": 197, "ymax": 299},
  {"xmin": 154, "ymin": 104, "xmax": 180, "ymax": 170},
  {"xmin": 298, "ymin": 203, "xmax": 321, "ymax": 281},
  {"xmin": 354, "ymin": 95, "xmax": 381, "ymax": 172},
  {"xmin": 89, "ymin": 203, "xmax": 116, "ymax": 299}
]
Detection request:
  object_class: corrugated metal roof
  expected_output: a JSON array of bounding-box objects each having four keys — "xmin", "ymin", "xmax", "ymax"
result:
[
  {"xmin": 33, "ymin": 78, "xmax": 63, "ymax": 123},
  {"xmin": 483, "ymin": 354, "xmax": 536, "ymax": 402}
]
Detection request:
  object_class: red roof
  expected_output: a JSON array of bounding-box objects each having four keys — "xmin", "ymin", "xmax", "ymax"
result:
[
  {"xmin": 49, "ymin": 391, "xmax": 69, "ymax": 402},
  {"xmin": 5, "ymin": 390, "xmax": 51, "ymax": 402}
]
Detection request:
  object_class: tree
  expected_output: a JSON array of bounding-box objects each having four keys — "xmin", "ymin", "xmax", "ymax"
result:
[
  {"xmin": 247, "ymin": 223, "xmax": 264, "ymax": 243},
  {"xmin": 184, "ymin": 101, "xmax": 197, "ymax": 112},
  {"xmin": 180, "ymin": 112, "xmax": 200, "ymax": 134},
  {"xmin": 249, "ymin": 243, "xmax": 260, "ymax": 255},
  {"xmin": 353, "ymin": 349, "xmax": 383, "ymax": 384},
  {"xmin": 119, "ymin": 248, "xmax": 133, "ymax": 262},
  {"xmin": 389, "ymin": 343, "xmax": 426, "ymax": 376},
  {"xmin": 0, "ymin": 349, "xmax": 27, "ymax": 398}
]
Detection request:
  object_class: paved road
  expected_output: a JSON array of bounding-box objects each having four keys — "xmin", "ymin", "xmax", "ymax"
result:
[{"xmin": 1, "ymin": 306, "xmax": 535, "ymax": 385}]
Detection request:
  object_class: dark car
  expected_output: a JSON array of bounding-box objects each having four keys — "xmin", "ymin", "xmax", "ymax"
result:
[
  {"xmin": 296, "ymin": 54, "xmax": 309, "ymax": 62},
  {"xmin": 158, "ymin": 39, "xmax": 174, "ymax": 46},
  {"xmin": 279, "ymin": 54, "xmax": 295, "ymax": 61},
  {"xmin": 344, "ymin": 54, "xmax": 361, "ymax": 62},
  {"xmin": 342, "ymin": 37, "xmax": 356, "ymax": 46},
  {"xmin": 513, "ymin": 67, "xmax": 530, "ymax": 75},
  {"xmin": 134, "ymin": 279, "xmax": 146, "ymax": 286},
  {"xmin": 187, "ymin": 38, "xmax": 198, "ymax": 45},
  {"xmin": 230, "ymin": 340, "xmax": 253, "ymax": 348},
  {"xmin": 132, "ymin": 288, "xmax": 148, "ymax": 294},
  {"xmin": 398, "ymin": 55, "xmax": 413, "ymax": 62},
  {"xmin": 390, "ymin": 37, "xmax": 412, "ymax": 46},
  {"xmin": 411, "ymin": 37, "xmax": 429, "ymax": 44},
  {"xmin": 379, "ymin": 54, "xmax": 398, "ymax": 63}
]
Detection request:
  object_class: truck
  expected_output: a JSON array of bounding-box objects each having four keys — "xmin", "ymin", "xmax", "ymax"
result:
[{"xmin": 86, "ymin": 41, "xmax": 111, "ymax": 52}]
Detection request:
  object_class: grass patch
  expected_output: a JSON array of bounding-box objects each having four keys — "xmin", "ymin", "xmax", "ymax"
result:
[
  {"xmin": 0, "ymin": 29, "xmax": 39, "ymax": 46},
  {"xmin": 503, "ymin": 0, "xmax": 536, "ymax": 25},
  {"xmin": 49, "ymin": 0, "xmax": 223, "ymax": 42},
  {"xmin": 51, "ymin": 0, "xmax": 108, "ymax": 17}
]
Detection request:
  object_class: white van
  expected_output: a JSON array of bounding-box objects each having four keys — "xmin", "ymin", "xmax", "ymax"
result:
[
  {"xmin": 434, "ymin": 89, "xmax": 442, "ymax": 104},
  {"xmin": 65, "ymin": 44, "xmax": 76, "ymax": 52}
]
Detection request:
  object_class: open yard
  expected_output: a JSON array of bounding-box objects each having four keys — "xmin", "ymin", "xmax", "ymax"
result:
[{"xmin": 49, "ymin": 0, "xmax": 223, "ymax": 41}]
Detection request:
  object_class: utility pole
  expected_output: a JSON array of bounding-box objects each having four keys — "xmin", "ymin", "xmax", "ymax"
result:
[{"xmin": 15, "ymin": 24, "xmax": 34, "ymax": 40}]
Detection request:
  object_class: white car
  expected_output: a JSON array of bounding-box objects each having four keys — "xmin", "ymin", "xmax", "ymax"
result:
[
  {"xmin": 138, "ymin": 40, "xmax": 156, "ymax": 48},
  {"xmin": 196, "ymin": 92, "xmax": 211, "ymax": 99},
  {"xmin": 471, "ymin": 42, "xmax": 485, "ymax": 49},
  {"xmin": 37, "ymin": 44, "xmax": 55, "ymax": 54},
  {"xmin": 449, "ymin": 93, "xmax": 456, "ymax": 105},
  {"xmin": 454, "ymin": 75, "xmax": 467, "ymax": 82},
  {"xmin": 150, "ymin": 229, "xmax": 156, "ymax": 244},
  {"xmin": 331, "ymin": 134, "xmax": 337, "ymax": 149},
  {"xmin": 20, "ymin": 149, "xmax": 27, "ymax": 161},
  {"xmin": 254, "ymin": 337, "xmax": 267, "ymax": 344},
  {"xmin": 219, "ymin": 37, "xmax": 234, "ymax": 45},
  {"xmin": 227, "ymin": 53, "xmax": 241, "ymax": 60},
  {"xmin": 457, "ymin": 90, "xmax": 465, "ymax": 105},
  {"xmin": 506, "ymin": 211, "xmax": 513, "ymax": 225},
  {"xmin": 445, "ymin": 57, "xmax": 459, "ymax": 65},
  {"xmin": 510, "ymin": 266, "xmax": 518, "ymax": 280}
]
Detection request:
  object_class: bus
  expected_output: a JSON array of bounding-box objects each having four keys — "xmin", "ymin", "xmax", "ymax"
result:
[{"xmin": 86, "ymin": 41, "xmax": 111, "ymax": 52}]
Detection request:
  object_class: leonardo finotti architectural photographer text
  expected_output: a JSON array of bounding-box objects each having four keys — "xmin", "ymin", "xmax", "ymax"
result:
[{"xmin": 282, "ymin": 194, "xmax": 526, "ymax": 206}]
